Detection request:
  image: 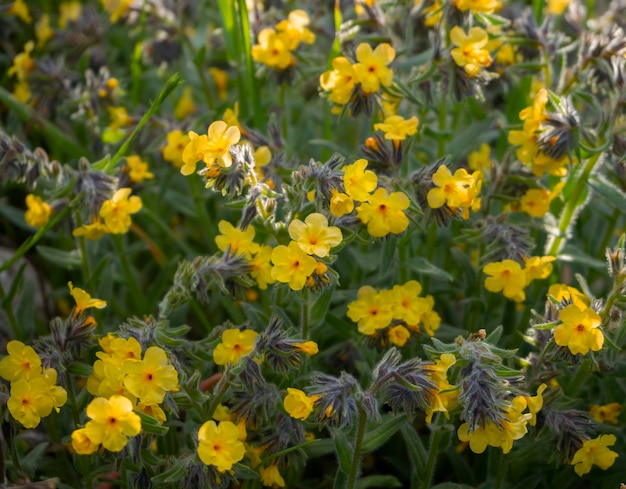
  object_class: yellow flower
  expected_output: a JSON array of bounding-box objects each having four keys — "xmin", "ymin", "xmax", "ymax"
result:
[
  {"xmin": 374, "ymin": 115, "xmax": 419, "ymax": 141},
  {"xmin": 343, "ymin": 159, "xmax": 378, "ymax": 201},
  {"xmin": 8, "ymin": 41, "xmax": 35, "ymax": 82},
  {"xmin": 107, "ymin": 106, "xmax": 133, "ymax": 131},
  {"xmin": 174, "ymin": 86, "xmax": 196, "ymax": 120},
  {"xmin": 83, "ymin": 395, "xmax": 141, "ymax": 452},
  {"xmin": 353, "ymin": 43, "xmax": 395, "ymax": 94},
  {"xmin": 161, "ymin": 129, "xmax": 190, "ymax": 168},
  {"xmin": 100, "ymin": 0, "xmax": 132, "ymax": 23},
  {"xmin": 284, "ymin": 388, "xmax": 320, "ymax": 420},
  {"xmin": 35, "ymin": 14, "xmax": 54, "ymax": 48},
  {"xmin": 59, "ymin": 2, "xmax": 82, "ymax": 28},
  {"xmin": 590, "ymin": 403, "xmax": 621, "ymax": 425},
  {"xmin": 427, "ymin": 165, "xmax": 481, "ymax": 219},
  {"xmin": 213, "ymin": 329, "xmax": 259, "ymax": 366},
  {"xmin": 270, "ymin": 241, "xmax": 318, "ymax": 290},
  {"xmin": 329, "ymin": 189, "xmax": 354, "ymax": 218},
  {"xmin": 72, "ymin": 219, "xmax": 110, "ymax": 240},
  {"xmin": 8, "ymin": 378, "xmax": 53, "ymax": 428},
  {"xmin": 525, "ymin": 383, "xmax": 547, "ymax": 426},
  {"xmin": 125, "ymin": 156, "xmax": 154, "ymax": 184},
  {"xmin": 123, "ymin": 346, "xmax": 179, "ymax": 405},
  {"xmin": 553, "ymin": 304, "xmax": 603, "ymax": 355},
  {"xmin": 288, "ymin": 213, "xmax": 343, "ymax": 258},
  {"xmin": 320, "ymin": 57, "xmax": 358, "ymax": 105},
  {"xmin": 420, "ymin": 296, "xmax": 441, "ymax": 336},
  {"xmin": 425, "ymin": 353, "xmax": 458, "ymax": 422},
  {"xmin": 468, "ymin": 143, "xmax": 491, "ymax": 173},
  {"xmin": 249, "ymin": 245, "xmax": 275, "ymax": 290},
  {"xmin": 24, "ymin": 194, "xmax": 52, "ymax": 228},
  {"xmin": 275, "ymin": 10, "xmax": 315, "ymax": 50},
  {"xmin": 546, "ymin": 0, "xmax": 571, "ymax": 15},
  {"xmin": 260, "ymin": 463, "xmax": 285, "ymax": 487},
  {"xmin": 483, "ymin": 259, "xmax": 527, "ymax": 302},
  {"xmin": 0, "ymin": 340, "xmax": 42, "ymax": 382},
  {"xmin": 215, "ymin": 220, "xmax": 260, "ymax": 258},
  {"xmin": 450, "ymin": 26, "xmax": 493, "ymax": 77},
  {"xmin": 454, "ymin": 0, "xmax": 502, "ymax": 14},
  {"xmin": 197, "ymin": 420, "xmax": 246, "ymax": 472},
  {"xmin": 71, "ymin": 428, "xmax": 100, "ymax": 455},
  {"xmin": 181, "ymin": 121, "xmax": 241, "ymax": 175},
  {"xmin": 390, "ymin": 280, "xmax": 425, "ymax": 324},
  {"xmin": 520, "ymin": 88, "xmax": 548, "ymax": 133},
  {"xmin": 548, "ymin": 283, "xmax": 589, "ymax": 309},
  {"xmin": 252, "ymin": 29, "xmax": 294, "ymax": 70},
  {"xmin": 523, "ymin": 255, "xmax": 555, "ymax": 284},
  {"xmin": 347, "ymin": 286, "xmax": 394, "ymax": 334},
  {"xmin": 357, "ymin": 188, "xmax": 410, "ymax": 237},
  {"xmin": 8, "ymin": 0, "xmax": 31, "ymax": 23},
  {"xmin": 99, "ymin": 188, "xmax": 142, "ymax": 234},
  {"xmin": 388, "ymin": 325, "xmax": 411, "ymax": 347},
  {"xmin": 68, "ymin": 282, "xmax": 107, "ymax": 315},
  {"xmin": 570, "ymin": 434, "xmax": 618, "ymax": 476},
  {"xmin": 209, "ymin": 68, "xmax": 229, "ymax": 101},
  {"xmin": 293, "ymin": 341, "xmax": 319, "ymax": 356},
  {"xmin": 422, "ymin": 0, "xmax": 443, "ymax": 27},
  {"xmin": 519, "ymin": 188, "xmax": 552, "ymax": 217}
]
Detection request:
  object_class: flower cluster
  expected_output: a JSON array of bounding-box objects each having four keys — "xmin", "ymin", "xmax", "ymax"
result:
[
  {"xmin": 347, "ymin": 280, "xmax": 441, "ymax": 344},
  {"xmin": 0, "ymin": 341, "xmax": 67, "ymax": 429},
  {"xmin": 251, "ymin": 10, "xmax": 315, "ymax": 71},
  {"xmin": 427, "ymin": 164, "xmax": 482, "ymax": 219},
  {"xmin": 483, "ymin": 255, "xmax": 555, "ymax": 302},
  {"xmin": 73, "ymin": 187, "xmax": 142, "ymax": 239},
  {"xmin": 450, "ymin": 27, "xmax": 494, "ymax": 78}
]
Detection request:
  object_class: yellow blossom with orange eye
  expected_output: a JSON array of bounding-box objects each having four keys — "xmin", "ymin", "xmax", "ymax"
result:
[
  {"xmin": 450, "ymin": 26, "xmax": 493, "ymax": 77},
  {"xmin": 161, "ymin": 129, "xmax": 190, "ymax": 168},
  {"xmin": 519, "ymin": 188, "xmax": 553, "ymax": 217},
  {"xmin": 468, "ymin": 143, "xmax": 492, "ymax": 173},
  {"xmin": 270, "ymin": 241, "xmax": 318, "ymax": 290},
  {"xmin": 81, "ymin": 395, "xmax": 141, "ymax": 452},
  {"xmin": 427, "ymin": 165, "xmax": 481, "ymax": 219},
  {"xmin": 357, "ymin": 188, "xmax": 410, "ymax": 238},
  {"xmin": 215, "ymin": 220, "xmax": 260, "ymax": 258},
  {"xmin": 523, "ymin": 255, "xmax": 556, "ymax": 284},
  {"xmin": 590, "ymin": 403, "xmax": 621, "ymax": 424},
  {"xmin": 353, "ymin": 42, "xmax": 395, "ymax": 94},
  {"xmin": 174, "ymin": 86, "xmax": 196, "ymax": 120},
  {"xmin": 320, "ymin": 57, "xmax": 358, "ymax": 106},
  {"xmin": 343, "ymin": 159, "xmax": 378, "ymax": 201},
  {"xmin": 284, "ymin": 388, "xmax": 321, "ymax": 420},
  {"xmin": 374, "ymin": 115, "xmax": 419, "ymax": 141},
  {"xmin": 389, "ymin": 280, "xmax": 425, "ymax": 324},
  {"xmin": 122, "ymin": 346, "xmax": 179, "ymax": 405},
  {"xmin": 249, "ymin": 245, "xmax": 275, "ymax": 290},
  {"xmin": 483, "ymin": 259, "xmax": 527, "ymax": 302},
  {"xmin": 454, "ymin": 0, "xmax": 502, "ymax": 14},
  {"xmin": 213, "ymin": 328, "xmax": 259, "ymax": 366},
  {"xmin": 68, "ymin": 282, "xmax": 107, "ymax": 315},
  {"xmin": 252, "ymin": 28, "xmax": 294, "ymax": 70},
  {"xmin": 99, "ymin": 188, "xmax": 142, "ymax": 234},
  {"xmin": 182, "ymin": 121, "xmax": 241, "ymax": 175},
  {"xmin": 288, "ymin": 213, "xmax": 343, "ymax": 258},
  {"xmin": 59, "ymin": 2, "xmax": 82, "ymax": 28},
  {"xmin": 570, "ymin": 434, "xmax": 618, "ymax": 476},
  {"xmin": 329, "ymin": 189, "xmax": 354, "ymax": 218},
  {"xmin": 197, "ymin": 420, "xmax": 246, "ymax": 472},
  {"xmin": 72, "ymin": 218, "xmax": 110, "ymax": 240},
  {"xmin": 8, "ymin": 376, "xmax": 64, "ymax": 429},
  {"xmin": 275, "ymin": 10, "xmax": 315, "ymax": 50},
  {"xmin": 347, "ymin": 286, "xmax": 394, "ymax": 334},
  {"xmin": 553, "ymin": 304, "xmax": 604, "ymax": 355},
  {"xmin": 209, "ymin": 67, "xmax": 229, "ymax": 100},
  {"xmin": 24, "ymin": 194, "xmax": 52, "ymax": 228},
  {"xmin": 125, "ymin": 155, "xmax": 154, "ymax": 184},
  {"xmin": 0, "ymin": 341, "xmax": 42, "ymax": 382}
]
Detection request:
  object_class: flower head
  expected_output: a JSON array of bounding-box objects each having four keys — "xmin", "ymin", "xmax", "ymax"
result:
[
  {"xmin": 123, "ymin": 346, "xmax": 179, "ymax": 404},
  {"xmin": 161, "ymin": 130, "xmax": 190, "ymax": 168},
  {"xmin": 589, "ymin": 403, "xmax": 621, "ymax": 425},
  {"xmin": 215, "ymin": 220, "xmax": 260, "ymax": 258},
  {"xmin": 320, "ymin": 57, "xmax": 358, "ymax": 106},
  {"xmin": 353, "ymin": 43, "xmax": 395, "ymax": 94},
  {"xmin": 270, "ymin": 241, "xmax": 318, "ymax": 290},
  {"xmin": 343, "ymin": 159, "xmax": 378, "ymax": 201},
  {"xmin": 374, "ymin": 115, "xmax": 419, "ymax": 141},
  {"xmin": 25, "ymin": 194, "xmax": 52, "ymax": 228},
  {"xmin": 483, "ymin": 260, "xmax": 526, "ymax": 302},
  {"xmin": 570, "ymin": 434, "xmax": 618, "ymax": 476},
  {"xmin": 275, "ymin": 10, "xmax": 315, "ymax": 50},
  {"xmin": 288, "ymin": 213, "xmax": 343, "ymax": 257},
  {"xmin": 450, "ymin": 26, "xmax": 493, "ymax": 77},
  {"xmin": 197, "ymin": 420, "xmax": 246, "ymax": 472},
  {"xmin": 553, "ymin": 304, "xmax": 603, "ymax": 355},
  {"xmin": 125, "ymin": 155, "xmax": 154, "ymax": 184},
  {"xmin": 284, "ymin": 388, "xmax": 320, "ymax": 420},
  {"xmin": 181, "ymin": 121, "xmax": 241, "ymax": 176},
  {"xmin": 252, "ymin": 29, "xmax": 294, "ymax": 70},
  {"xmin": 68, "ymin": 282, "xmax": 107, "ymax": 315},
  {"xmin": 83, "ymin": 395, "xmax": 141, "ymax": 452},
  {"xmin": 0, "ymin": 340, "xmax": 42, "ymax": 382},
  {"xmin": 213, "ymin": 328, "xmax": 259, "ymax": 366},
  {"xmin": 356, "ymin": 187, "xmax": 410, "ymax": 237},
  {"xmin": 99, "ymin": 188, "xmax": 142, "ymax": 234},
  {"xmin": 347, "ymin": 286, "xmax": 394, "ymax": 334}
]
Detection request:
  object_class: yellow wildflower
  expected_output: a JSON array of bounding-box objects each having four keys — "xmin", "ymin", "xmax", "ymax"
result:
[
  {"xmin": 68, "ymin": 282, "xmax": 107, "ymax": 315},
  {"xmin": 100, "ymin": 0, "xmax": 132, "ymax": 23},
  {"xmin": 125, "ymin": 155, "xmax": 154, "ymax": 184},
  {"xmin": 468, "ymin": 143, "xmax": 492, "ymax": 173},
  {"xmin": 483, "ymin": 259, "xmax": 527, "ymax": 302},
  {"xmin": 288, "ymin": 213, "xmax": 343, "ymax": 258},
  {"xmin": 523, "ymin": 255, "xmax": 555, "ymax": 284},
  {"xmin": 320, "ymin": 57, "xmax": 358, "ymax": 106},
  {"xmin": 197, "ymin": 420, "xmax": 246, "ymax": 472},
  {"xmin": 249, "ymin": 245, "xmax": 276, "ymax": 290},
  {"xmin": 72, "ymin": 219, "xmax": 110, "ymax": 240},
  {"xmin": 181, "ymin": 121, "xmax": 241, "ymax": 175},
  {"xmin": 553, "ymin": 304, "xmax": 603, "ymax": 355},
  {"xmin": 8, "ymin": 41, "xmax": 35, "ymax": 82},
  {"xmin": 209, "ymin": 68, "xmax": 229, "ymax": 100},
  {"xmin": 161, "ymin": 129, "xmax": 190, "ymax": 168},
  {"xmin": 71, "ymin": 428, "xmax": 100, "ymax": 455},
  {"xmin": 356, "ymin": 188, "xmax": 410, "ymax": 238},
  {"xmin": 260, "ymin": 463, "xmax": 286, "ymax": 488},
  {"xmin": 82, "ymin": 395, "xmax": 141, "ymax": 452},
  {"xmin": 590, "ymin": 403, "xmax": 621, "ymax": 425},
  {"xmin": 213, "ymin": 328, "xmax": 259, "ymax": 366},
  {"xmin": 284, "ymin": 388, "xmax": 320, "ymax": 420},
  {"xmin": 388, "ymin": 325, "xmax": 411, "ymax": 346},
  {"xmin": 24, "ymin": 194, "xmax": 52, "ymax": 228},
  {"xmin": 215, "ymin": 220, "xmax": 260, "ymax": 258},
  {"xmin": 343, "ymin": 159, "xmax": 378, "ymax": 201},
  {"xmin": 450, "ymin": 26, "xmax": 493, "ymax": 77},
  {"xmin": 59, "ymin": 2, "xmax": 82, "ymax": 28},
  {"xmin": 570, "ymin": 434, "xmax": 618, "ymax": 476},
  {"xmin": 174, "ymin": 86, "xmax": 196, "ymax": 120},
  {"xmin": 374, "ymin": 115, "xmax": 419, "ymax": 140},
  {"xmin": 454, "ymin": 0, "xmax": 502, "ymax": 14},
  {"xmin": 329, "ymin": 189, "xmax": 354, "ymax": 218},
  {"xmin": 0, "ymin": 340, "xmax": 42, "ymax": 382},
  {"xmin": 8, "ymin": 0, "xmax": 31, "ymax": 23},
  {"xmin": 252, "ymin": 29, "xmax": 293, "ymax": 70},
  {"xmin": 275, "ymin": 10, "xmax": 315, "ymax": 50},
  {"xmin": 99, "ymin": 188, "xmax": 142, "ymax": 234},
  {"xmin": 353, "ymin": 43, "xmax": 395, "ymax": 94},
  {"xmin": 270, "ymin": 241, "xmax": 318, "ymax": 290},
  {"xmin": 347, "ymin": 286, "xmax": 394, "ymax": 334},
  {"xmin": 35, "ymin": 14, "xmax": 54, "ymax": 48},
  {"xmin": 123, "ymin": 346, "xmax": 179, "ymax": 404},
  {"xmin": 546, "ymin": 0, "xmax": 572, "ymax": 15}
]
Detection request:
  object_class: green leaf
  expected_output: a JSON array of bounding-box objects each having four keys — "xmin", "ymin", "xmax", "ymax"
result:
[
  {"xmin": 67, "ymin": 362, "xmax": 94, "ymax": 376},
  {"xmin": 36, "ymin": 245, "xmax": 82, "ymax": 268},
  {"xmin": 558, "ymin": 245, "xmax": 607, "ymax": 271},
  {"xmin": 136, "ymin": 411, "xmax": 170, "ymax": 436},
  {"xmin": 484, "ymin": 325, "xmax": 503, "ymax": 344},
  {"xmin": 151, "ymin": 461, "xmax": 187, "ymax": 484},
  {"xmin": 311, "ymin": 288, "xmax": 333, "ymax": 326},
  {"xmin": 407, "ymin": 256, "xmax": 454, "ymax": 282},
  {"xmin": 331, "ymin": 427, "xmax": 354, "ymax": 475},
  {"xmin": 588, "ymin": 173, "xmax": 626, "ymax": 210},
  {"xmin": 21, "ymin": 442, "xmax": 49, "ymax": 479},
  {"xmin": 357, "ymin": 475, "xmax": 402, "ymax": 488},
  {"xmin": 362, "ymin": 414, "xmax": 408, "ymax": 453},
  {"xmin": 400, "ymin": 425, "xmax": 427, "ymax": 475}
]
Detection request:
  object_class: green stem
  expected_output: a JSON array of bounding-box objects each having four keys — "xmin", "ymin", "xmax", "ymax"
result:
[
  {"xmin": 546, "ymin": 151, "xmax": 602, "ymax": 256},
  {"xmin": 0, "ymin": 282, "xmax": 21, "ymax": 341},
  {"xmin": 567, "ymin": 357, "xmax": 590, "ymax": 395},
  {"xmin": 180, "ymin": 34, "xmax": 215, "ymax": 110},
  {"xmin": 237, "ymin": 0, "xmax": 262, "ymax": 128},
  {"xmin": 437, "ymin": 102, "xmax": 446, "ymax": 158},
  {"xmin": 65, "ymin": 374, "xmax": 81, "ymax": 426},
  {"xmin": 346, "ymin": 406, "xmax": 367, "ymax": 489},
  {"xmin": 493, "ymin": 453, "xmax": 508, "ymax": 489},
  {"xmin": 420, "ymin": 415, "xmax": 446, "ymax": 489},
  {"xmin": 260, "ymin": 439, "xmax": 321, "ymax": 467},
  {"xmin": 301, "ymin": 288, "xmax": 311, "ymax": 340},
  {"xmin": 112, "ymin": 235, "xmax": 147, "ymax": 313},
  {"xmin": 188, "ymin": 176, "xmax": 214, "ymax": 247}
]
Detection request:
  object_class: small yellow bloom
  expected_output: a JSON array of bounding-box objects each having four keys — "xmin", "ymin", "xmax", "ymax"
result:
[
  {"xmin": 209, "ymin": 68, "xmax": 229, "ymax": 101},
  {"xmin": 554, "ymin": 304, "xmax": 603, "ymax": 355},
  {"xmin": 329, "ymin": 189, "xmax": 354, "ymax": 217},
  {"xmin": 260, "ymin": 463, "xmax": 286, "ymax": 488},
  {"xmin": 252, "ymin": 29, "xmax": 294, "ymax": 70},
  {"xmin": 357, "ymin": 188, "xmax": 410, "ymax": 237},
  {"xmin": 343, "ymin": 159, "xmax": 378, "ymax": 201},
  {"xmin": 523, "ymin": 255, "xmax": 555, "ymax": 284},
  {"xmin": 388, "ymin": 325, "xmax": 411, "ymax": 347},
  {"xmin": 125, "ymin": 155, "xmax": 154, "ymax": 184},
  {"xmin": 293, "ymin": 341, "xmax": 319, "ymax": 356},
  {"xmin": 71, "ymin": 428, "xmax": 100, "ymax": 455},
  {"xmin": 197, "ymin": 420, "xmax": 246, "ymax": 472},
  {"xmin": 181, "ymin": 121, "xmax": 241, "ymax": 175},
  {"xmin": 249, "ymin": 245, "xmax": 276, "ymax": 290},
  {"xmin": 347, "ymin": 286, "xmax": 394, "ymax": 334},
  {"xmin": 100, "ymin": 0, "xmax": 132, "ymax": 23},
  {"xmin": 72, "ymin": 219, "xmax": 110, "ymax": 240},
  {"xmin": 9, "ymin": 0, "xmax": 31, "ymax": 23},
  {"xmin": 8, "ymin": 377, "xmax": 59, "ymax": 428},
  {"xmin": 0, "ymin": 340, "xmax": 42, "ymax": 382},
  {"xmin": 590, "ymin": 403, "xmax": 621, "ymax": 425},
  {"xmin": 468, "ymin": 143, "xmax": 491, "ymax": 173},
  {"xmin": 320, "ymin": 57, "xmax": 358, "ymax": 105},
  {"xmin": 483, "ymin": 260, "xmax": 526, "ymax": 302},
  {"xmin": 68, "ymin": 282, "xmax": 107, "ymax": 315},
  {"xmin": 275, "ymin": 10, "xmax": 315, "ymax": 50},
  {"xmin": 570, "ymin": 434, "xmax": 618, "ymax": 476},
  {"xmin": 123, "ymin": 346, "xmax": 179, "ymax": 404},
  {"xmin": 35, "ymin": 14, "xmax": 54, "ymax": 48},
  {"xmin": 288, "ymin": 213, "xmax": 343, "ymax": 258},
  {"xmin": 546, "ymin": 0, "xmax": 571, "ymax": 15},
  {"xmin": 59, "ymin": 2, "xmax": 82, "ymax": 28},
  {"xmin": 161, "ymin": 129, "xmax": 190, "ymax": 168},
  {"xmin": 270, "ymin": 241, "xmax": 318, "ymax": 291},
  {"xmin": 284, "ymin": 388, "xmax": 320, "ymax": 420},
  {"xmin": 99, "ymin": 188, "xmax": 142, "ymax": 234},
  {"xmin": 24, "ymin": 194, "xmax": 52, "ymax": 228},
  {"xmin": 213, "ymin": 329, "xmax": 259, "ymax": 366},
  {"xmin": 83, "ymin": 395, "xmax": 141, "ymax": 452},
  {"xmin": 215, "ymin": 220, "xmax": 260, "ymax": 258},
  {"xmin": 174, "ymin": 86, "xmax": 196, "ymax": 120},
  {"xmin": 353, "ymin": 42, "xmax": 395, "ymax": 94},
  {"xmin": 548, "ymin": 283, "xmax": 589, "ymax": 309},
  {"xmin": 450, "ymin": 26, "xmax": 493, "ymax": 77},
  {"xmin": 454, "ymin": 0, "xmax": 502, "ymax": 14},
  {"xmin": 374, "ymin": 115, "xmax": 419, "ymax": 141},
  {"xmin": 8, "ymin": 41, "xmax": 35, "ymax": 82}
]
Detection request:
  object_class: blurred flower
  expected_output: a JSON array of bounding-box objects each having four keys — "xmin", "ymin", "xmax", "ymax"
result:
[
  {"xmin": 213, "ymin": 328, "xmax": 258, "ymax": 366},
  {"xmin": 483, "ymin": 260, "xmax": 527, "ymax": 302},
  {"xmin": 71, "ymin": 428, "xmax": 100, "ymax": 454},
  {"xmin": 546, "ymin": 0, "xmax": 571, "ymax": 15},
  {"xmin": 468, "ymin": 143, "xmax": 492, "ymax": 173},
  {"xmin": 589, "ymin": 403, "xmax": 621, "ymax": 424},
  {"xmin": 100, "ymin": 0, "xmax": 132, "ymax": 23},
  {"xmin": 82, "ymin": 395, "xmax": 141, "ymax": 452},
  {"xmin": 24, "ymin": 194, "xmax": 52, "ymax": 228},
  {"xmin": 553, "ymin": 304, "xmax": 603, "ymax": 355},
  {"xmin": 284, "ymin": 388, "xmax": 320, "ymax": 420},
  {"xmin": 288, "ymin": 213, "xmax": 342, "ymax": 258},
  {"xmin": 215, "ymin": 220, "xmax": 260, "ymax": 259},
  {"xmin": 209, "ymin": 68, "xmax": 229, "ymax": 101},
  {"xmin": 454, "ymin": 0, "xmax": 502, "ymax": 13},
  {"xmin": 8, "ymin": 0, "xmax": 31, "ymax": 22},
  {"xmin": 547, "ymin": 284, "xmax": 589, "ymax": 309},
  {"xmin": 270, "ymin": 241, "xmax": 318, "ymax": 290},
  {"xmin": 353, "ymin": 43, "xmax": 395, "ymax": 94},
  {"xmin": 35, "ymin": 14, "xmax": 54, "ymax": 48},
  {"xmin": 174, "ymin": 86, "xmax": 196, "ymax": 120},
  {"xmin": 260, "ymin": 463, "xmax": 285, "ymax": 488},
  {"xmin": 161, "ymin": 129, "xmax": 190, "ymax": 168},
  {"xmin": 275, "ymin": 10, "xmax": 315, "ymax": 50},
  {"xmin": 570, "ymin": 434, "xmax": 618, "ymax": 476},
  {"xmin": 523, "ymin": 255, "xmax": 556, "ymax": 284},
  {"xmin": 424, "ymin": 353, "xmax": 458, "ymax": 422},
  {"xmin": 8, "ymin": 41, "xmax": 35, "ymax": 82},
  {"xmin": 197, "ymin": 420, "xmax": 246, "ymax": 472},
  {"xmin": 343, "ymin": 159, "xmax": 378, "ymax": 201},
  {"xmin": 125, "ymin": 155, "xmax": 154, "ymax": 184},
  {"xmin": 252, "ymin": 29, "xmax": 293, "ymax": 70},
  {"xmin": 99, "ymin": 188, "xmax": 142, "ymax": 234},
  {"xmin": 450, "ymin": 27, "xmax": 493, "ymax": 77},
  {"xmin": 59, "ymin": 2, "xmax": 82, "ymax": 28}
]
